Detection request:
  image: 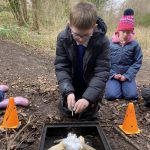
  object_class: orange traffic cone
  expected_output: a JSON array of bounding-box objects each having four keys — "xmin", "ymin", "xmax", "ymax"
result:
[
  {"xmin": 119, "ymin": 102, "xmax": 140, "ymax": 134},
  {"xmin": 0, "ymin": 97, "xmax": 19, "ymax": 128}
]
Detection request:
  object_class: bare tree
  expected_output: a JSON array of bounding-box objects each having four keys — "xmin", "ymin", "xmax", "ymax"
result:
[
  {"xmin": 8, "ymin": 0, "xmax": 26, "ymax": 26},
  {"xmin": 20, "ymin": 0, "xmax": 28, "ymax": 23},
  {"xmin": 31, "ymin": 0, "xmax": 39, "ymax": 31}
]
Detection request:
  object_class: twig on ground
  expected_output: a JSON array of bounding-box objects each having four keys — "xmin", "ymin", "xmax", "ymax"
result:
[
  {"xmin": 7, "ymin": 115, "xmax": 34, "ymax": 150},
  {"xmin": 5, "ymin": 129, "xmax": 8, "ymax": 149},
  {"xmin": 113, "ymin": 125, "xmax": 141, "ymax": 150},
  {"xmin": 14, "ymin": 130, "xmax": 35, "ymax": 150},
  {"xmin": 100, "ymin": 124, "xmax": 113, "ymax": 127}
]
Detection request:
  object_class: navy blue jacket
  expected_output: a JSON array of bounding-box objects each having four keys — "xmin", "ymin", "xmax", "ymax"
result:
[{"xmin": 110, "ymin": 40, "xmax": 143, "ymax": 81}]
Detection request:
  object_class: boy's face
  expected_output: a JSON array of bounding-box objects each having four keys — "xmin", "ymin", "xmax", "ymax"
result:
[
  {"xmin": 70, "ymin": 25, "xmax": 95, "ymax": 45},
  {"xmin": 119, "ymin": 30, "xmax": 133, "ymax": 42}
]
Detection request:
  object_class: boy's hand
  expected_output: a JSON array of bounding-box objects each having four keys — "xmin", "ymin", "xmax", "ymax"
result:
[
  {"xmin": 67, "ymin": 93, "xmax": 75, "ymax": 111},
  {"xmin": 114, "ymin": 74, "xmax": 122, "ymax": 80},
  {"xmin": 73, "ymin": 98, "xmax": 89, "ymax": 114},
  {"xmin": 119, "ymin": 75, "xmax": 126, "ymax": 81}
]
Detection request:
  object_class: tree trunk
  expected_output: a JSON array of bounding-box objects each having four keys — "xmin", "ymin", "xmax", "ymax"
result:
[
  {"xmin": 20, "ymin": 0, "xmax": 28, "ymax": 23},
  {"xmin": 31, "ymin": 0, "xmax": 39, "ymax": 31},
  {"xmin": 8, "ymin": 0, "xmax": 25, "ymax": 26}
]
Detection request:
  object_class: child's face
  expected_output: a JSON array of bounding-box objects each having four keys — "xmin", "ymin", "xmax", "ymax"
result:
[
  {"xmin": 119, "ymin": 30, "xmax": 133, "ymax": 42},
  {"xmin": 70, "ymin": 25, "xmax": 95, "ymax": 45}
]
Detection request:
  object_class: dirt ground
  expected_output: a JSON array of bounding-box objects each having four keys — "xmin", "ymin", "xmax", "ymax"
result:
[{"xmin": 0, "ymin": 40, "xmax": 150, "ymax": 150}]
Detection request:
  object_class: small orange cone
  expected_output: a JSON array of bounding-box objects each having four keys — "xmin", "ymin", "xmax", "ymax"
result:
[
  {"xmin": 0, "ymin": 97, "xmax": 19, "ymax": 128},
  {"xmin": 119, "ymin": 102, "xmax": 140, "ymax": 134}
]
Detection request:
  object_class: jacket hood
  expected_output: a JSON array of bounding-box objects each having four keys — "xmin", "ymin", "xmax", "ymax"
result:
[{"xmin": 95, "ymin": 17, "xmax": 107, "ymax": 35}]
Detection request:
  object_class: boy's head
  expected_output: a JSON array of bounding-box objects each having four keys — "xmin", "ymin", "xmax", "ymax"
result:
[
  {"xmin": 69, "ymin": 2, "xmax": 97, "ymax": 44},
  {"xmin": 69, "ymin": 2, "xmax": 97, "ymax": 29}
]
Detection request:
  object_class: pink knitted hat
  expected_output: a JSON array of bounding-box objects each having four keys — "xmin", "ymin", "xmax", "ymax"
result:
[{"xmin": 117, "ymin": 15, "xmax": 134, "ymax": 31}]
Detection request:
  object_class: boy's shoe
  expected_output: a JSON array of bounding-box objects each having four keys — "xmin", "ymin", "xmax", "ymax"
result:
[{"xmin": 0, "ymin": 97, "xmax": 29, "ymax": 109}]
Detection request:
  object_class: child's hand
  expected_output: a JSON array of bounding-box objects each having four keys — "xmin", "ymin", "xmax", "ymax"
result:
[
  {"xmin": 119, "ymin": 75, "xmax": 126, "ymax": 81},
  {"xmin": 67, "ymin": 93, "xmax": 75, "ymax": 111},
  {"xmin": 73, "ymin": 98, "xmax": 89, "ymax": 114},
  {"xmin": 114, "ymin": 74, "xmax": 122, "ymax": 80}
]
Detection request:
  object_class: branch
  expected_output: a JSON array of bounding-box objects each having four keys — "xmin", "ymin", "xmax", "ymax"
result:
[
  {"xmin": 7, "ymin": 115, "xmax": 33, "ymax": 150},
  {"xmin": 113, "ymin": 126, "xmax": 141, "ymax": 150},
  {"xmin": 14, "ymin": 130, "xmax": 35, "ymax": 150}
]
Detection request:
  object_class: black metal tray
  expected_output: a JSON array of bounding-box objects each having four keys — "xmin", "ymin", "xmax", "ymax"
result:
[{"xmin": 39, "ymin": 121, "xmax": 112, "ymax": 150}]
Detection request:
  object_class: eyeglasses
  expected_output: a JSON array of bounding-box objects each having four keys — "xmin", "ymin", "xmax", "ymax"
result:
[{"xmin": 71, "ymin": 30, "xmax": 93, "ymax": 40}]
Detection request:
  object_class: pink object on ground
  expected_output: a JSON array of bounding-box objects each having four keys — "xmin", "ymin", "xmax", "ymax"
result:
[
  {"xmin": 0, "ymin": 97, "xmax": 29, "ymax": 109},
  {"xmin": 0, "ymin": 85, "xmax": 9, "ymax": 92}
]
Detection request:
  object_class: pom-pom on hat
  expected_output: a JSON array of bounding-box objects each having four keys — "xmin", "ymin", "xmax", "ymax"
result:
[{"xmin": 124, "ymin": 8, "xmax": 134, "ymax": 16}]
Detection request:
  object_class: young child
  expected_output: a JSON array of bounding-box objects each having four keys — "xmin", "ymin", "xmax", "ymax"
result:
[
  {"xmin": 105, "ymin": 9, "xmax": 143, "ymax": 101},
  {"xmin": 0, "ymin": 84, "xmax": 29, "ymax": 108},
  {"xmin": 55, "ymin": 2, "xmax": 110, "ymax": 120}
]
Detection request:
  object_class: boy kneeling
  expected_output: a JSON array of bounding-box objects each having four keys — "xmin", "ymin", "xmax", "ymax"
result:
[{"xmin": 55, "ymin": 2, "xmax": 110, "ymax": 120}]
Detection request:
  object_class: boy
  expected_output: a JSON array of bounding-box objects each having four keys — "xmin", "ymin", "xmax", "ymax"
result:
[
  {"xmin": 105, "ymin": 9, "xmax": 143, "ymax": 101},
  {"xmin": 55, "ymin": 2, "xmax": 110, "ymax": 120}
]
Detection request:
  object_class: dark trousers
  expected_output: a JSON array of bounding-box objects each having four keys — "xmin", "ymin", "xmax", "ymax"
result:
[{"xmin": 105, "ymin": 79, "xmax": 138, "ymax": 100}]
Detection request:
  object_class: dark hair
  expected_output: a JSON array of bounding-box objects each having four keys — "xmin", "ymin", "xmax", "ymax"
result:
[
  {"xmin": 70, "ymin": 2, "xmax": 97, "ymax": 29},
  {"xmin": 124, "ymin": 8, "xmax": 134, "ymax": 16}
]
